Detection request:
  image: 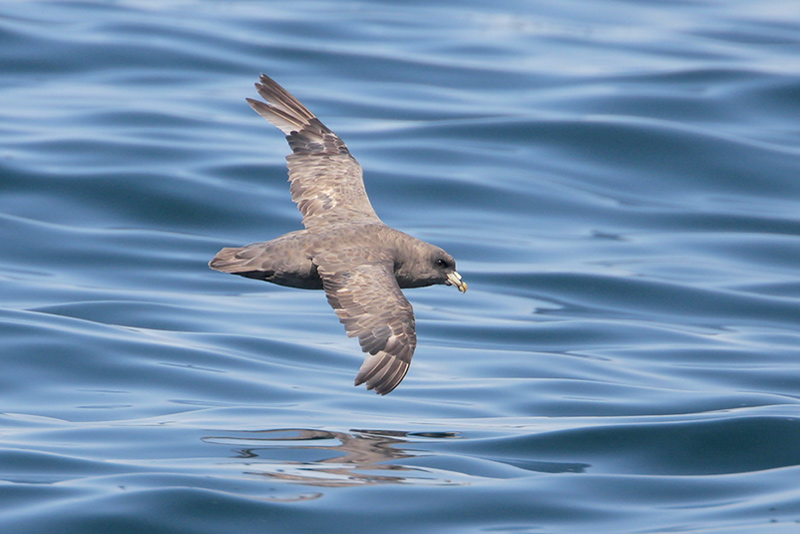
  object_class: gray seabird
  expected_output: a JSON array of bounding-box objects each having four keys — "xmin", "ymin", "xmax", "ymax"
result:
[{"xmin": 210, "ymin": 75, "xmax": 467, "ymax": 395}]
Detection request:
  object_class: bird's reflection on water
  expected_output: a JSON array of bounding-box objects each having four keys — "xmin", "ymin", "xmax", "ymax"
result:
[{"xmin": 202, "ymin": 428, "xmax": 464, "ymax": 488}]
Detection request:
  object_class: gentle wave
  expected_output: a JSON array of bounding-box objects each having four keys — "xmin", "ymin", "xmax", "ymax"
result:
[{"xmin": 2, "ymin": 1, "xmax": 800, "ymax": 533}]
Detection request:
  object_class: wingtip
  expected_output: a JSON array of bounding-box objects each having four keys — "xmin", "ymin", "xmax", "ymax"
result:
[
  {"xmin": 354, "ymin": 353, "xmax": 410, "ymax": 395},
  {"xmin": 247, "ymin": 73, "xmax": 318, "ymax": 135},
  {"xmin": 245, "ymin": 97, "xmax": 265, "ymax": 114},
  {"xmin": 355, "ymin": 379, "xmax": 392, "ymax": 396},
  {"xmin": 355, "ymin": 378, "xmax": 395, "ymax": 396}
]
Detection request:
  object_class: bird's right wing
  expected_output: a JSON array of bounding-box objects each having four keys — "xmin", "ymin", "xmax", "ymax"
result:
[{"xmin": 316, "ymin": 258, "xmax": 417, "ymax": 395}]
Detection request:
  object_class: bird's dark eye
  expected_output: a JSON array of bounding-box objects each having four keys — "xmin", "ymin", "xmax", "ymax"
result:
[{"xmin": 436, "ymin": 259, "xmax": 448, "ymax": 268}]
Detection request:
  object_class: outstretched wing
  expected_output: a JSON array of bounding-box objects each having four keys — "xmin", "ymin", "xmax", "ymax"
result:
[
  {"xmin": 246, "ymin": 74, "xmax": 380, "ymax": 229},
  {"xmin": 317, "ymin": 259, "xmax": 417, "ymax": 395}
]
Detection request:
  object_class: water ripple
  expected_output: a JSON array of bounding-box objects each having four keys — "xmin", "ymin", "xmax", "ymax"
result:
[{"xmin": 2, "ymin": 0, "xmax": 800, "ymax": 532}]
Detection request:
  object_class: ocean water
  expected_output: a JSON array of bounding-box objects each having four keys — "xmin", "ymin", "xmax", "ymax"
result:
[{"xmin": 2, "ymin": 0, "xmax": 800, "ymax": 532}]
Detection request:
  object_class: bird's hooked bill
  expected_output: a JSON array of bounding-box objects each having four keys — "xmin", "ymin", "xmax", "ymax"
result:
[{"xmin": 446, "ymin": 271, "xmax": 467, "ymax": 293}]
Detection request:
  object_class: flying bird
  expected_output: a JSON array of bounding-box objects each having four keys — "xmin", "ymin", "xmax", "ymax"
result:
[{"xmin": 210, "ymin": 75, "xmax": 466, "ymax": 395}]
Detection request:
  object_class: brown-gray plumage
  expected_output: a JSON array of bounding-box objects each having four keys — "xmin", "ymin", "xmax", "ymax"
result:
[{"xmin": 210, "ymin": 74, "xmax": 466, "ymax": 395}]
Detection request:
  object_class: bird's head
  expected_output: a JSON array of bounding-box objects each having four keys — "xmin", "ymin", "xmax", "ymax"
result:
[{"xmin": 430, "ymin": 250, "xmax": 467, "ymax": 293}]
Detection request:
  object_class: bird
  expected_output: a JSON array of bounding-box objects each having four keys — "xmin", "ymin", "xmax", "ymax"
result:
[{"xmin": 210, "ymin": 74, "xmax": 466, "ymax": 395}]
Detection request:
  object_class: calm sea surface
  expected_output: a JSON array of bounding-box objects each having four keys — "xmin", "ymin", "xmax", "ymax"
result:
[{"xmin": 2, "ymin": 1, "xmax": 800, "ymax": 532}]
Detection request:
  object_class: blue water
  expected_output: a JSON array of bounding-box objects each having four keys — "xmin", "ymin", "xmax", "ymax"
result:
[{"xmin": 2, "ymin": 1, "xmax": 800, "ymax": 532}]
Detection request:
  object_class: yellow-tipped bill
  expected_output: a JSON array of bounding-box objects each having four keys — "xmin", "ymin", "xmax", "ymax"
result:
[{"xmin": 446, "ymin": 271, "xmax": 467, "ymax": 293}]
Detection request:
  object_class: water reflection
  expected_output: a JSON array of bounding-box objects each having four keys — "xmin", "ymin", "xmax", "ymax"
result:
[{"xmin": 203, "ymin": 428, "xmax": 465, "ymax": 488}]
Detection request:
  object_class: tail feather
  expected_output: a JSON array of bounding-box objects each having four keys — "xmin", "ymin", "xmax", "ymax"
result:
[{"xmin": 209, "ymin": 246, "xmax": 253, "ymax": 273}]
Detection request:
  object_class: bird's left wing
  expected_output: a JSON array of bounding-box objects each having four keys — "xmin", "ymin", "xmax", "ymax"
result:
[{"xmin": 246, "ymin": 74, "xmax": 381, "ymax": 229}]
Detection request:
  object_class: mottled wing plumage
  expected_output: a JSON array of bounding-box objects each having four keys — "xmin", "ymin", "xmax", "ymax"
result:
[
  {"xmin": 247, "ymin": 74, "xmax": 380, "ymax": 229},
  {"xmin": 317, "ymin": 259, "xmax": 417, "ymax": 395}
]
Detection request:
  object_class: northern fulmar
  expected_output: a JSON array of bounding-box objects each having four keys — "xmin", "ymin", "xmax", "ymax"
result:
[{"xmin": 210, "ymin": 74, "xmax": 467, "ymax": 395}]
